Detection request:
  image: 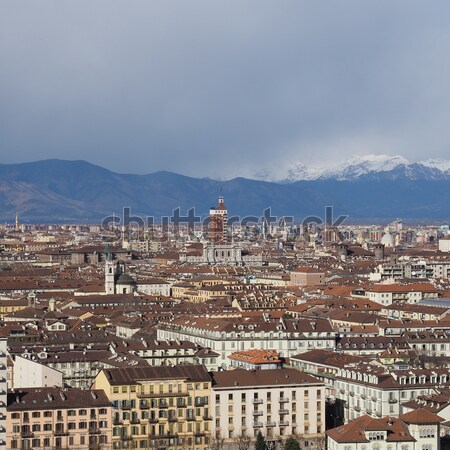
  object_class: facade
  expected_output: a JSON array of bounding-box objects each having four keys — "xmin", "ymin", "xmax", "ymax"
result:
[
  {"xmin": 179, "ymin": 243, "xmax": 264, "ymax": 267},
  {"xmin": 6, "ymin": 387, "xmax": 112, "ymax": 450},
  {"xmin": 13, "ymin": 356, "xmax": 63, "ymax": 389},
  {"xmin": 365, "ymin": 284, "xmax": 440, "ymax": 306},
  {"xmin": 290, "ymin": 268, "xmax": 325, "ymax": 287},
  {"xmin": 157, "ymin": 317, "xmax": 335, "ymax": 368},
  {"xmin": 93, "ymin": 365, "xmax": 213, "ymax": 450},
  {"xmin": 334, "ymin": 364, "xmax": 450, "ymax": 422},
  {"xmin": 439, "ymin": 236, "xmax": 450, "ymax": 252},
  {"xmin": 211, "ymin": 368, "xmax": 326, "ymax": 446},
  {"xmin": 327, "ymin": 409, "xmax": 443, "ymax": 450}
]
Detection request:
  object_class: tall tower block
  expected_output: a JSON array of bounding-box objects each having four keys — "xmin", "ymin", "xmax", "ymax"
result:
[{"xmin": 209, "ymin": 194, "xmax": 228, "ymax": 243}]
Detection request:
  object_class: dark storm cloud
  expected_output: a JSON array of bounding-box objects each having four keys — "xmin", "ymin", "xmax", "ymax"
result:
[{"xmin": 1, "ymin": 1, "xmax": 450, "ymax": 178}]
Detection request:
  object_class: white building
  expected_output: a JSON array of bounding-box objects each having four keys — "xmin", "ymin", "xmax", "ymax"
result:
[
  {"xmin": 327, "ymin": 409, "xmax": 443, "ymax": 450},
  {"xmin": 439, "ymin": 237, "xmax": 450, "ymax": 252},
  {"xmin": 12, "ymin": 355, "xmax": 63, "ymax": 389},
  {"xmin": 334, "ymin": 364, "xmax": 450, "ymax": 423},
  {"xmin": 211, "ymin": 368, "xmax": 325, "ymax": 447},
  {"xmin": 157, "ymin": 317, "xmax": 335, "ymax": 368}
]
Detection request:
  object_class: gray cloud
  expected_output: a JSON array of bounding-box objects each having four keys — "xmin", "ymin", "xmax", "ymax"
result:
[{"xmin": 1, "ymin": 1, "xmax": 450, "ymax": 178}]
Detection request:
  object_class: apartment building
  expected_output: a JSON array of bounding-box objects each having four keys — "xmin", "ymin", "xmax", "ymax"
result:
[
  {"xmin": 290, "ymin": 267, "xmax": 325, "ymax": 287},
  {"xmin": 335, "ymin": 363, "xmax": 450, "ymax": 422},
  {"xmin": 327, "ymin": 409, "xmax": 443, "ymax": 450},
  {"xmin": 211, "ymin": 368, "xmax": 325, "ymax": 447},
  {"xmin": 157, "ymin": 317, "xmax": 335, "ymax": 368},
  {"xmin": 93, "ymin": 365, "xmax": 213, "ymax": 450},
  {"xmin": 365, "ymin": 284, "xmax": 439, "ymax": 306},
  {"xmin": 6, "ymin": 387, "xmax": 112, "ymax": 450}
]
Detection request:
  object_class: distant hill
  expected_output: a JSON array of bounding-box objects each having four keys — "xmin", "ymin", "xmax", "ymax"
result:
[{"xmin": 0, "ymin": 159, "xmax": 449, "ymax": 223}]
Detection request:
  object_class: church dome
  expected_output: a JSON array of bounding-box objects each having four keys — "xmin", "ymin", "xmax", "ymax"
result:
[
  {"xmin": 381, "ymin": 232, "xmax": 394, "ymax": 247},
  {"xmin": 116, "ymin": 273, "xmax": 135, "ymax": 285}
]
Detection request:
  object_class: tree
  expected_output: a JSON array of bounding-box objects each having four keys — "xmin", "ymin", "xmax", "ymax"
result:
[
  {"xmin": 283, "ymin": 437, "xmax": 301, "ymax": 450},
  {"xmin": 210, "ymin": 436, "xmax": 225, "ymax": 450},
  {"xmin": 255, "ymin": 431, "xmax": 266, "ymax": 450},
  {"xmin": 235, "ymin": 433, "xmax": 252, "ymax": 450}
]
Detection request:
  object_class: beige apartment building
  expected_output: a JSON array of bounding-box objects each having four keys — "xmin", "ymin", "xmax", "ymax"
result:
[
  {"xmin": 7, "ymin": 387, "xmax": 112, "ymax": 450},
  {"xmin": 93, "ymin": 365, "xmax": 213, "ymax": 450}
]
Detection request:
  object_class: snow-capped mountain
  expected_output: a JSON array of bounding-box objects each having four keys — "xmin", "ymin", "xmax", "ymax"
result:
[{"xmin": 250, "ymin": 154, "xmax": 450, "ymax": 183}]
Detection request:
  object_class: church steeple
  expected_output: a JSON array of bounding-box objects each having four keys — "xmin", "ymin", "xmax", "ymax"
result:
[{"xmin": 15, "ymin": 212, "xmax": 19, "ymax": 231}]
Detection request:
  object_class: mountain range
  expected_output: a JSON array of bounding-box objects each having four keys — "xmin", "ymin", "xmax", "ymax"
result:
[
  {"xmin": 248, "ymin": 155, "xmax": 450, "ymax": 183},
  {"xmin": 1, "ymin": 158, "xmax": 450, "ymax": 223}
]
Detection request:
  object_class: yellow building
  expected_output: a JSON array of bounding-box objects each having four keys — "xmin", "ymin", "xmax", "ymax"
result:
[
  {"xmin": 0, "ymin": 299, "xmax": 29, "ymax": 319},
  {"xmin": 93, "ymin": 365, "xmax": 213, "ymax": 450}
]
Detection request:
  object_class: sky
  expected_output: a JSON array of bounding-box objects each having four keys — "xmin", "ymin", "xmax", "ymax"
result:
[{"xmin": 1, "ymin": 1, "xmax": 450, "ymax": 179}]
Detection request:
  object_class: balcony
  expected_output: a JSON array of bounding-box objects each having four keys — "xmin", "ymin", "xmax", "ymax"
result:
[
  {"xmin": 89, "ymin": 428, "xmax": 101, "ymax": 434},
  {"xmin": 20, "ymin": 431, "xmax": 34, "ymax": 438},
  {"xmin": 360, "ymin": 394, "xmax": 367, "ymax": 399},
  {"xmin": 121, "ymin": 435, "xmax": 133, "ymax": 441},
  {"xmin": 252, "ymin": 411, "xmax": 263, "ymax": 416},
  {"xmin": 371, "ymin": 396, "xmax": 378, "ymax": 402},
  {"xmin": 266, "ymin": 422, "xmax": 276, "ymax": 427},
  {"xmin": 130, "ymin": 417, "xmax": 140, "ymax": 424},
  {"xmin": 253, "ymin": 399, "xmax": 263, "ymax": 404},
  {"xmin": 202, "ymin": 415, "xmax": 213, "ymax": 421},
  {"xmin": 354, "ymin": 406, "xmax": 361, "ymax": 412},
  {"xmin": 279, "ymin": 421, "xmax": 289, "ymax": 427},
  {"xmin": 388, "ymin": 398, "xmax": 397, "ymax": 404},
  {"xmin": 195, "ymin": 400, "xmax": 208, "ymax": 407},
  {"xmin": 168, "ymin": 416, "xmax": 178, "ymax": 423},
  {"xmin": 252, "ymin": 422, "xmax": 263, "ymax": 428},
  {"xmin": 278, "ymin": 409, "xmax": 289, "ymax": 415},
  {"xmin": 156, "ymin": 433, "xmax": 176, "ymax": 439},
  {"xmin": 148, "ymin": 418, "xmax": 158, "ymax": 424},
  {"xmin": 122, "ymin": 404, "xmax": 132, "ymax": 411},
  {"xmin": 158, "ymin": 403, "xmax": 168, "ymax": 409},
  {"xmin": 279, "ymin": 397, "xmax": 289, "ymax": 403},
  {"xmin": 113, "ymin": 418, "xmax": 123, "ymax": 426},
  {"xmin": 349, "ymin": 392, "xmax": 354, "ymax": 397},
  {"xmin": 139, "ymin": 402, "xmax": 150, "ymax": 410}
]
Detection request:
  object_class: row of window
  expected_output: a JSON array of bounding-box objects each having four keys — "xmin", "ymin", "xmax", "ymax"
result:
[
  {"xmin": 12, "ymin": 421, "xmax": 108, "ymax": 433},
  {"xmin": 11, "ymin": 408, "xmax": 108, "ymax": 420},
  {"xmin": 113, "ymin": 422, "xmax": 208, "ymax": 436},
  {"xmin": 112, "ymin": 383, "xmax": 209, "ymax": 395},
  {"xmin": 218, "ymin": 389, "xmax": 322, "ymax": 403},
  {"xmin": 11, "ymin": 435, "xmax": 108, "ymax": 449}
]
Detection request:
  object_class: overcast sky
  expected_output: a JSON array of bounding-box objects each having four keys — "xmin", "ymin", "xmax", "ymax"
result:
[{"xmin": 1, "ymin": 1, "xmax": 450, "ymax": 178}]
